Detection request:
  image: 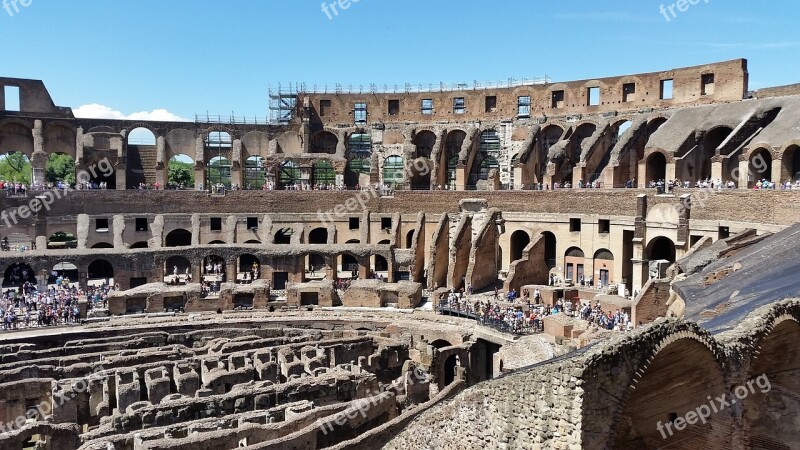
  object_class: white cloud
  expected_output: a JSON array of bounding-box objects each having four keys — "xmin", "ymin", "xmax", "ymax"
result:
[{"xmin": 73, "ymin": 103, "xmax": 188, "ymax": 122}]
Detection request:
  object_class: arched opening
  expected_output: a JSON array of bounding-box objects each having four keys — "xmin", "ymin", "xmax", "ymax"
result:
[
  {"xmin": 647, "ymin": 117, "xmax": 668, "ymax": 136},
  {"xmin": 593, "ymin": 249, "xmax": 614, "ymax": 287},
  {"xmin": 646, "ymin": 237, "xmax": 676, "ymax": 263},
  {"xmin": 339, "ymin": 254, "xmax": 360, "ymax": 278},
  {"xmin": 612, "ymin": 338, "xmax": 730, "ymax": 448},
  {"xmin": 87, "ymin": 259, "xmax": 114, "ymax": 283},
  {"xmin": 468, "ymin": 130, "xmax": 501, "ymax": 189},
  {"xmin": 205, "ymin": 131, "xmax": 232, "ymax": 159},
  {"xmin": 441, "ymin": 130, "xmax": 466, "ymax": 189},
  {"xmin": 443, "ymin": 354, "xmax": 458, "ymax": 386},
  {"xmin": 48, "ymin": 262, "xmax": 78, "ymax": 285},
  {"xmin": 310, "ymin": 131, "xmax": 338, "ymax": 154},
  {"xmin": 127, "ymin": 127, "xmax": 157, "ymax": 188},
  {"xmin": 564, "ymin": 247, "xmax": 585, "ymax": 282},
  {"xmin": 541, "ymin": 125, "xmax": 563, "ymax": 154},
  {"xmin": 91, "ymin": 242, "xmax": 113, "ymax": 249},
  {"xmin": 345, "ymin": 239, "xmax": 360, "ymax": 244},
  {"xmin": 383, "ymin": 155, "xmax": 404, "ymax": 186},
  {"xmin": 430, "ymin": 339, "xmax": 452, "ymax": 349},
  {"xmin": 645, "ymin": 152, "xmax": 667, "ymax": 185},
  {"xmin": 2, "ymin": 263, "xmax": 36, "ymax": 287},
  {"xmin": 278, "ymin": 160, "xmax": 300, "ymax": 189},
  {"xmin": 373, "ymin": 255, "xmax": 389, "ymax": 276},
  {"xmin": 45, "ymin": 153, "xmax": 76, "ymax": 187},
  {"xmin": 700, "ymin": 127, "xmax": 733, "ymax": 179},
  {"xmin": 748, "ymin": 149, "xmax": 773, "ymax": 188},
  {"xmin": 244, "ymin": 240, "xmax": 261, "ymax": 245},
  {"xmin": 345, "ymin": 158, "xmax": 370, "ymax": 188},
  {"xmin": 308, "ymin": 228, "xmax": 328, "ymax": 244},
  {"xmin": 164, "ymin": 229, "xmax": 192, "ymax": 247},
  {"xmin": 405, "ymin": 229, "xmax": 415, "ymax": 249},
  {"xmin": 208, "ymin": 240, "xmax": 226, "ymax": 245},
  {"xmin": 165, "ymin": 256, "xmax": 191, "ymax": 283},
  {"xmin": 348, "ymin": 133, "xmax": 372, "ymax": 157},
  {"xmin": 47, "ymin": 231, "xmax": 77, "ymax": 250},
  {"xmin": 0, "ymin": 152, "xmax": 32, "ymax": 186},
  {"xmin": 744, "ymin": 319, "xmax": 800, "ymax": 448},
  {"xmin": 238, "ymin": 254, "xmax": 260, "ymax": 282},
  {"xmin": 509, "ymin": 153, "xmax": 519, "ymax": 187},
  {"xmin": 543, "ymin": 231, "xmax": 557, "ymax": 268},
  {"xmin": 274, "ymin": 228, "xmax": 292, "ymax": 244},
  {"xmin": 244, "ymin": 156, "xmax": 266, "ymax": 190},
  {"xmin": 781, "ymin": 145, "xmax": 800, "ymax": 183},
  {"xmin": 206, "ymin": 156, "xmax": 232, "ymax": 189},
  {"xmin": 409, "ymin": 157, "xmax": 432, "ymax": 190},
  {"xmin": 168, "ymin": 154, "xmax": 195, "ymax": 190},
  {"xmin": 306, "ymin": 253, "xmax": 327, "ymax": 280},
  {"xmin": 509, "ymin": 230, "xmax": 530, "ymax": 265},
  {"xmin": 1, "ymin": 233, "xmax": 32, "ymax": 251},
  {"xmin": 313, "ymin": 160, "xmax": 336, "ymax": 187},
  {"xmin": 130, "ymin": 241, "xmax": 149, "ymax": 249},
  {"xmin": 377, "ymin": 240, "xmax": 391, "ymax": 245},
  {"xmin": 202, "ymin": 255, "xmax": 226, "ymax": 282},
  {"xmin": 413, "ymin": 130, "xmax": 436, "ymax": 158}
]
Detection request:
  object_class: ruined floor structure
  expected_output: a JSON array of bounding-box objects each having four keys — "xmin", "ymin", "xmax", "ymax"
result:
[
  {"xmin": 1, "ymin": 58, "xmax": 799, "ymax": 449},
  {"xmin": 0, "ymin": 312, "xmax": 550, "ymax": 449}
]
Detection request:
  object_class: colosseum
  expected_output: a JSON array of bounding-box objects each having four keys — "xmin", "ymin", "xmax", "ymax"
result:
[{"xmin": 0, "ymin": 58, "xmax": 799, "ymax": 449}]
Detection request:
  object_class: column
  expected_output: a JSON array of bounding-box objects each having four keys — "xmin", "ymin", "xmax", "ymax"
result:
[
  {"xmin": 455, "ymin": 163, "xmax": 467, "ymax": 191},
  {"xmin": 31, "ymin": 120, "xmax": 46, "ymax": 187},
  {"xmin": 711, "ymin": 159, "xmax": 723, "ymax": 182},
  {"xmin": 231, "ymin": 139, "xmax": 243, "ymax": 188},
  {"xmin": 738, "ymin": 159, "xmax": 750, "ymax": 189},
  {"xmin": 195, "ymin": 135, "xmax": 206, "ymax": 190},
  {"xmin": 155, "ymin": 136, "xmax": 167, "ymax": 188}
]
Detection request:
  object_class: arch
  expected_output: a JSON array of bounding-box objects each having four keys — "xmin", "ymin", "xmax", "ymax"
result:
[
  {"xmin": 347, "ymin": 133, "xmax": 372, "ymax": 157},
  {"xmin": 129, "ymin": 241, "xmax": 149, "ymax": 249},
  {"xmin": 377, "ymin": 239, "xmax": 391, "ymax": 245},
  {"xmin": 409, "ymin": 157, "xmax": 432, "ymax": 190},
  {"xmin": 127, "ymin": 127, "xmax": 156, "ymax": 146},
  {"xmin": 383, "ymin": 155, "xmax": 404, "ymax": 186},
  {"xmin": 0, "ymin": 152, "xmax": 32, "ymax": 185},
  {"xmin": 612, "ymin": 337, "xmax": 730, "ymax": 448},
  {"xmin": 167, "ymin": 154, "xmax": 195, "ymax": 190},
  {"xmin": 338, "ymin": 253, "xmax": 360, "ymax": 278},
  {"xmin": 310, "ymin": 131, "xmax": 338, "ymax": 154},
  {"xmin": 345, "ymin": 239, "xmax": 360, "ymax": 244},
  {"xmin": 593, "ymin": 249, "xmax": 614, "ymax": 287},
  {"xmin": 204, "ymin": 131, "xmax": 232, "ymax": 159},
  {"xmin": 45, "ymin": 152, "xmax": 76, "ymax": 187},
  {"xmin": 405, "ymin": 229, "xmax": 415, "ymax": 249},
  {"xmin": 208, "ymin": 240, "xmax": 226, "ymax": 245},
  {"xmin": 313, "ymin": 160, "xmax": 336, "ymax": 186},
  {"xmin": 373, "ymin": 255, "xmax": 389, "ymax": 273},
  {"xmin": 207, "ymin": 156, "xmax": 232, "ymax": 189},
  {"xmin": 564, "ymin": 247, "xmax": 585, "ymax": 282},
  {"xmin": 43, "ymin": 123, "xmax": 76, "ymax": 159},
  {"xmin": 440, "ymin": 130, "xmax": 466, "ymax": 188},
  {"xmin": 781, "ymin": 145, "xmax": 800, "ymax": 183},
  {"xmin": 744, "ymin": 318, "xmax": 800, "ymax": 448},
  {"xmin": 2, "ymin": 263, "xmax": 36, "ymax": 287},
  {"xmin": 47, "ymin": 231, "xmax": 77, "ymax": 250},
  {"xmin": 509, "ymin": 230, "xmax": 531, "ymax": 265},
  {"xmin": 703, "ymin": 126, "xmax": 733, "ymax": 154},
  {"xmin": 542, "ymin": 231, "xmax": 556, "ymax": 268},
  {"xmin": 478, "ymin": 129, "xmax": 500, "ymax": 154},
  {"xmin": 238, "ymin": 254, "xmax": 261, "ymax": 276},
  {"xmin": 413, "ymin": 130, "xmax": 436, "ymax": 158},
  {"xmin": 445, "ymin": 156, "xmax": 459, "ymax": 189},
  {"xmin": 202, "ymin": 255, "xmax": 226, "ymax": 280},
  {"xmin": 244, "ymin": 156, "xmax": 266, "ymax": 190},
  {"xmin": 244, "ymin": 240, "xmax": 261, "ymax": 244},
  {"xmin": 646, "ymin": 236, "xmax": 676, "ymax": 263},
  {"xmin": 87, "ymin": 259, "xmax": 113, "ymax": 281},
  {"xmin": 91, "ymin": 242, "xmax": 113, "ymax": 249},
  {"xmin": 165, "ymin": 229, "xmax": 192, "ymax": 247},
  {"xmin": 541, "ymin": 125, "xmax": 564, "ymax": 154},
  {"xmin": 306, "ymin": 253, "xmax": 327, "ymax": 278},
  {"xmin": 274, "ymin": 228, "xmax": 292, "ymax": 244},
  {"xmin": 748, "ymin": 148, "xmax": 773, "ymax": 188},
  {"xmin": 49, "ymin": 262, "xmax": 78, "ymax": 285},
  {"xmin": 647, "ymin": 117, "xmax": 668, "ymax": 136},
  {"xmin": 430, "ymin": 339, "xmax": 452, "ymax": 349},
  {"xmin": 0, "ymin": 122, "xmax": 34, "ymax": 156},
  {"xmin": 308, "ymin": 227, "xmax": 328, "ymax": 245},
  {"xmin": 278, "ymin": 160, "xmax": 300, "ymax": 189},
  {"xmin": 467, "ymin": 154, "xmax": 498, "ymax": 189},
  {"xmin": 645, "ymin": 152, "xmax": 667, "ymax": 185},
  {"xmin": 165, "ymin": 256, "xmax": 191, "ymax": 282}
]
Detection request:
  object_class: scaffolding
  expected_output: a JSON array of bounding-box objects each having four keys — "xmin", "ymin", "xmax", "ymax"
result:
[{"xmin": 268, "ymin": 83, "xmax": 299, "ymax": 124}]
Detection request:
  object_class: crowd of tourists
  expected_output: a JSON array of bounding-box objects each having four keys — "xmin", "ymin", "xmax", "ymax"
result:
[{"xmin": 1, "ymin": 277, "xmax": 114, "ymax": 331}]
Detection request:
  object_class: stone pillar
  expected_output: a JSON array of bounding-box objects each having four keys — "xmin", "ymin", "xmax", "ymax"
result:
[
  {"xmin": 191, "ymin": 214, "xmax": 201, "ymax": 246},
  {"xmin": 572, "ymin": 165, "xmax": 585, "ymax": 188},
  {"xmin": 665, "ymin": 162, "xmax": 676, "ymax": 183},
  {"xmin": 76, "ymin": 214, "xmax": 89, "ymax": 249},
  {"xmin": 738, "ymin": 159, "xmax": 750, "ymax": 189},
  {"xmin": 31, "ymin": 120, "xmax": 46, "ymax": 186},
  {"xmin": 226, "ymin": 256, "xmax": 237, "ymax": 284},
  {"xmin": 771, "ymin": 158, "xmax": 782, "ymax": 184},
  {"xmin": 637, "ymin": 161, "xmax": 647, "ymax": 188},
  {"xmin": 195, "ymin": 135, "xmax": 206, "ymax": 190},
  {"xmin": 231, "ymin": 139, "xmax": 243, "ymax": 188},
  {"xmin": 300, "ymin": 163, "xmax": 313, "ymax": 187},
  {"xmin": 113, "ymin": 215, "xmax": 126, "ymax": 249},
  {"xmin": 513, "ymin": 166, "xmax": 523, "ymax": 189},
  {"xmin": 156, "ymin": 136, "xmax": 167, "ymax": 188},
  {"xmin": 711, "ymin": 160, "xmax": 723, "ymax": 182},
  {"xmin": 455, "ymin": 163, "xmax": 467, "ymax": 191}
]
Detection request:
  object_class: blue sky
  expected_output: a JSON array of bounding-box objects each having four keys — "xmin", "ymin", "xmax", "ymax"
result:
[{"xmin": 2, "ymin": 0, "xmax": 798, "ymax": 121}]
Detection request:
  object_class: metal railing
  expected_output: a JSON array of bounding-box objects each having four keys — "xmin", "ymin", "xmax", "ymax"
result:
[
  {"xmin": 288, "ymin": 76, "xmax": 551, "ymax": 95},
  {"xmin": 436, "ymin": 302, "xmax": 540, "ymax": 335}
]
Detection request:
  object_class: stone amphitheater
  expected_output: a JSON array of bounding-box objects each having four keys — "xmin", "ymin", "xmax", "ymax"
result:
[{"xmin": 1, "ymin": 58, "xmax": 799, "ymax": 449}]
